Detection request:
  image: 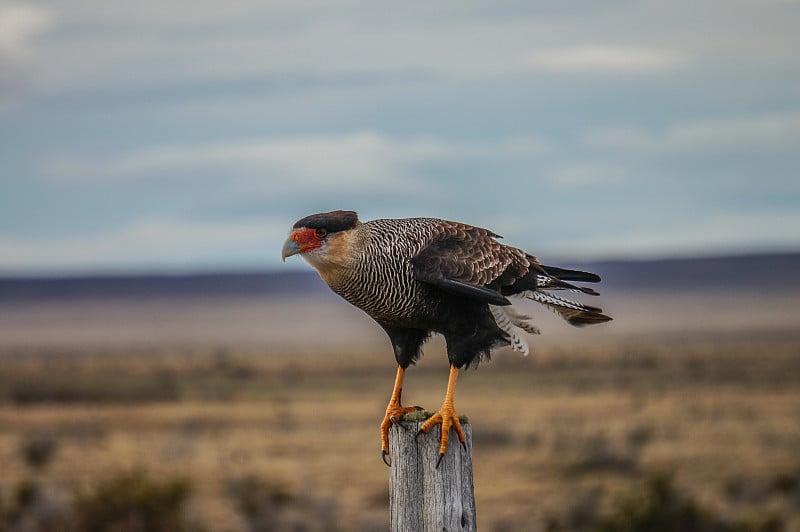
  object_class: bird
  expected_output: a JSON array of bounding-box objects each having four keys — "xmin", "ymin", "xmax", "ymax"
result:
[{"xmin": 281, "ymin": 210, "xmax": 611, "ymax": 466}]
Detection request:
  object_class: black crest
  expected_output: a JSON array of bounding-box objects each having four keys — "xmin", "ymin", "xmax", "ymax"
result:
[{"xmin": 293, "ymin": 210, "xmax": 360, "ymax": 233}]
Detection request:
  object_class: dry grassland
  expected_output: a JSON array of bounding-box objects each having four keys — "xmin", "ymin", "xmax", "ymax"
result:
[
  {"xmin": 1, "ymin": 333, "xmax": 799, "ymax": 531},
  {"xmin": 0, "ymin": 289, "xmax": 798, "ymax": 530}
]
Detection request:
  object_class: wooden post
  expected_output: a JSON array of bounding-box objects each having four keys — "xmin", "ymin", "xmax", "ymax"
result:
[{"xmin": 388, "ymin": 419, "xmax": 476, "ymax": 532}]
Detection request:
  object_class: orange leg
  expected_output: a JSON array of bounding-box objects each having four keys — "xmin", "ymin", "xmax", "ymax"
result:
[
  {"xmin": 417, "ymin": 365, "xmax": 466, "ymax": 465},
  {"xmin": 381, "ymin": 365, "xmax": 420, "ymax": 465}
]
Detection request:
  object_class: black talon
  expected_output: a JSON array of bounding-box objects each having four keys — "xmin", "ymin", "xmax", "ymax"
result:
[
  {"xmin": 461, "ymin": 441, "xmax": 467, "ymax": 452},
  {"xmin": 415, "ymin": 429, "xmax": 425, "ymax": 442},
  {"xmin": 436, "ymin": 453, "xmax": 445, "ymax": 469},
  {"xmin": 382, "ymin": 451, "xmax": 391, "ymax": 467}
]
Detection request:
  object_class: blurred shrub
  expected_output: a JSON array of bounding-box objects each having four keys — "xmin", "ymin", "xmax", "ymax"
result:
[
  {"xmin": 0, "ymin": 478, "xmax": 69, "ymax": 532},
  {"xmin": 563, "ymin": 487, "xmax": 602, "ymax": 530},
  {"xmin": 595, "ymin": 473, "xmax": 785, "ymax": 532},
  {"xmin": 725, "ymin": 476, "xmax": 770, "ymax": 504},
  {"xmin": 563, "ymin": 434, "xmax": 637, "ymax": 475},
  {"xmin": 227, "ymin": 475, "xmax": 293, "ymax": 519},
  {"xmin": 625, "ymin": 425, "xmax": 655, "ymax": 451},
  {"xmin": 596, "ymin": 474, "xmax": 711, "ymax": 531},
  {"xmin": 226, "ymin": 475, "xmax": 340, "ymax": 532},
  {"xmin": 10, "ymin": 373, "xmax": 179, "ymax": 405},
  {"xmin": 472, "ymin": 426, "xmax": 514, "ymax": 447},
  {"xmin": 19, "ymin": 434, "xmax": 58, "ymax": 471},
  {"xmin": 770, "ymin": 468, "xmax": 800, "ymax": 507},
  {"xmin": 72, "ymin": 470, "xmax": 197, "ymax": 532},
  {"xmin": 8, "ymin": 479, "xmax": 39, "ymax": 521}
]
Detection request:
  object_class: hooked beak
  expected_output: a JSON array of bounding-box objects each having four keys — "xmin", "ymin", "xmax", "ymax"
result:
[{"xmin": 281, "ymin": 235, "xmax": 301, "ymax": 261}]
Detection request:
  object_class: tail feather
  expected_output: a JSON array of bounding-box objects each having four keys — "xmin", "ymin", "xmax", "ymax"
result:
[
  {"xmin": 498, "ymin": 260, "xmax": 611, "ymax": 333},
  {"xmin": 490, "ymin": 305, "xmax": 531, "ymax": 355},
  {"xmin": 536, "ymin": 274, "xmax": 600, "ymax": 295},
  {"xmin": 539, "ymin": 265, "xmax": 601, "ymax": 283},
  {"xmin": 504, "ymin": 306, "xmax": 541, "ymax": 335},
  {"xmin": 525, "ymin": 291, "xmax": 612, "ymax": 327},
  {"xmin": 506, "ymin": 264, "xmax": 601, "ymax": 296},
  {"xmin": 489, "ymin": 304, "xmax": 543, "ymax": 356}
]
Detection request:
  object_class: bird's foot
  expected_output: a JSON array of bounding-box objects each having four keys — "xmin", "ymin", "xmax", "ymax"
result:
[
  {"xmin": 415, "ymin": 403, "xmax": 466, "ymax": 467},
  {"xmin": 381, "ymin": 401, "xmax": 423, "ymax": 466}
]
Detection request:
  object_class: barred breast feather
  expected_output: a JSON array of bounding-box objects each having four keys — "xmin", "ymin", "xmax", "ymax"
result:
[{"xmin": 326, "ymin": 218, "xmax": 447, "ymax": 324}]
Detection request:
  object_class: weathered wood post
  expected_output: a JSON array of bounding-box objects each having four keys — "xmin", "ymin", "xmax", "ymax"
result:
[{"xmin": 388, "ymin": 416, "xmax": 476, "ymax": 532}]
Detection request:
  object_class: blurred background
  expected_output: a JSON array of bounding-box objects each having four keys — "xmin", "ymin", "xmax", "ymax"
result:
[{"xmin": 1, "ymin": 1, "xmax": 799, "ymax": 531}]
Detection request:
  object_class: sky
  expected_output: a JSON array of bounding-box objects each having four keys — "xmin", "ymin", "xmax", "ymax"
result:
[{"xmin": 1, "ymin": 0, "xmax": 799, "ymax": 275}]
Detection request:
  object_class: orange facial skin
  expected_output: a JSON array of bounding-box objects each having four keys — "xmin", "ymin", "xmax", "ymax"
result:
[{"xmin": 290, "ymin": 228, "xmax": 324, "ymax": 253}]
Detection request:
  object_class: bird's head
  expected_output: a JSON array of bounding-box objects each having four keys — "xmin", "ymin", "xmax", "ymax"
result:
[{"xmin": 282, "ymin": 210, "xmax": 360, "ymax": 269}]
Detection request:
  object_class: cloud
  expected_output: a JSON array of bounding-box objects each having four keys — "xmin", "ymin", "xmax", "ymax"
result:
[
  {"xmin": 0, "ymin": 216, "xmax": 289, "ymax": 274},
  {"xmin": 583, "ymin": 110, "xmax": 800, "ymax": 154},
  {"xmin": 2, "ymin": 1, "xmax": 799, "ymax": 275},
  {"xmin": 3, "ymin": 201, "xmax": 797, "ymax": 275},
  {"xmin": 19, "ymin": 3, "xmax": 720, "ymax": 101},
  {"xmin": 0, "ymin": 3, "xmax": 55, "ymax": 107},
  {"xmin": 43, "ymin": 132, "xmax": 550, "ymax": 189},
  {"xmin": 545, "ymin": 210, "xmax": 800, "ymax": 260},
  {"xmin": 0, "ymin": 0, "xmax": 793, "ymax": 112},
  {"xmin": 2, "ymin": 0, "xmax": 792, "ymax": 113},
  {"xmin": 0, "ymin": 3, "xmax": 54, "ymax": 58},
  {"xmin": 548, "ymin": 162, "xmax": 621, "ymax": 185},
  {"xmin": 523, "ymin": 44, "xmax": 687, "ymax": 73}
]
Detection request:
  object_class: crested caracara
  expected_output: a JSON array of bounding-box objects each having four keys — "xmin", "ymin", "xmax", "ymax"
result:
[{"xmin": 282, "ymin": 210, "xmax": 611, "ymax": 465}]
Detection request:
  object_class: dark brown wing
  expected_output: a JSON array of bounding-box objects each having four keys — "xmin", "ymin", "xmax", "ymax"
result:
[{"xmin": 410, "ymin": 221, "xmax": 531, "ymax": 306}]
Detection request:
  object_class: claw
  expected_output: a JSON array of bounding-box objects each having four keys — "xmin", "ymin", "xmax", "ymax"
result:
[
  {"xmin": 416, "ymin": 365, "xmax": 465, "ymax": 461},
  {"xmin": 382, "ymin": 451, "xmax": 391, "ymax": 467},
  {"xmin": 436, "ymin": 453, "xmax": 445, "ymax": 469},
  {"xmin": 381, "ymin": 366, "xmax": 423, "ymax": 461}
]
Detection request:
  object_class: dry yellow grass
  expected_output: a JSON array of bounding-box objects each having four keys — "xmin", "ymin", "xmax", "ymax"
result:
[{"xmin": 1, "ymin": 333, "xmax": 799, "ymax": 530}]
